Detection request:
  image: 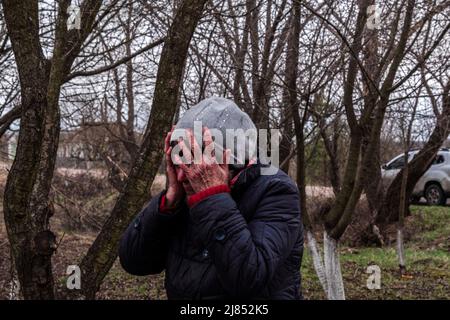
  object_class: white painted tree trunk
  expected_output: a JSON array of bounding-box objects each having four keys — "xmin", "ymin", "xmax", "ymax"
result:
[
  {"xmin": 323, "ymin": 231, "xmax": 345, "ymax": 300},
  {"xmin": 396, "ymin": 228, "xmax": 405, "ymax": 271},
  {"xmin": 8, "ymin": 252, "xmax": 20, "ymax": 300},
  {"xmin": 8, "ymin": 279, "xmax": 20, "ymax": 300},
  {"xmin": 306, "ymin": 230, "xmax": 328, "ymax": 293}
]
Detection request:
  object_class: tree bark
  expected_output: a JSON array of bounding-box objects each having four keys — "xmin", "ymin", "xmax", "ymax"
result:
[
  {"xmin": 285, "ymin": 0, "xmax": 309, "ymax": 230},
  {"xmin": 360, "ymin": 0, "xmax": 382, "ymax": 214},
  {"xmin": 323, "ymin": 231, "xmax": 345, "ymax": 300},
  {"xmin": 2, "ymin": 0, "xmax": 55, "ymax": 299},
  {"xmin": 306, "ymin": 230, "xmax": 327, "ymax": 294}
]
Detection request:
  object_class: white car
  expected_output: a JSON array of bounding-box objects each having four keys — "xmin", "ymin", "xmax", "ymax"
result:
[{"xmin": 381, "ymin": 149, "xmax": 450, "ymax": 205}]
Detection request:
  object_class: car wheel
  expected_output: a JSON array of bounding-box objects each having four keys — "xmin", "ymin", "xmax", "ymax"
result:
[{"xmin": 424, "ymin": 183, "xmax": 446, "ymax": 206}]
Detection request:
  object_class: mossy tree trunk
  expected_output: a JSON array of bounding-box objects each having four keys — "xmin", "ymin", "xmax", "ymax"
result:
[{"xmin": 2, "ymin": 0, "xmax": 102, "ymax": 299}]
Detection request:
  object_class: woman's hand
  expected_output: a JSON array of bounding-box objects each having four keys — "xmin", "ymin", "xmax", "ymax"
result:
[
  {"xmin": 177, "ymin": 128, "xmax": 231, "ymax": 194},
  {"xmin": 164, "ymin": 127, "xmax": 185, "ymax": 207}
]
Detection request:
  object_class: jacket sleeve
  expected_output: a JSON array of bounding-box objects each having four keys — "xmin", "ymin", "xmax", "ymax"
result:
[
  {"xmin": 119, "ymin": 192, "xmax": 184, "ymax": 276},
  {"xmin": 189, "ymin": 178, "xmax": 302, "ymax": 297}
]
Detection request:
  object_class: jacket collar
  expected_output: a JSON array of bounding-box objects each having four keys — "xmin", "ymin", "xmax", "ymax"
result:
[{"xmin": 230, "ymin": 160, "xmax": 268, "ymax": 200}]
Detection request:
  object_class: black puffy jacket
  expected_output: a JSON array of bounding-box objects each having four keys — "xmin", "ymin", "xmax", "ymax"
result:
[{"xmin": 119, "ymin": 163, "xmax": 304, "ymax": 299}]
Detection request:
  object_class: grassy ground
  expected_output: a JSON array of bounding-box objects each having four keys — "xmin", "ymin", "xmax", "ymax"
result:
[
  {"xmin": 1, "ymin": 187, "xmax": 449, "ymax": 299},
  {"xmin": 302, "ymin": 205, "xmax": 450, "ymax": 299},
  {"xmin": 74, "ymin": 205, "xmax": 450, "ymax": 300}
]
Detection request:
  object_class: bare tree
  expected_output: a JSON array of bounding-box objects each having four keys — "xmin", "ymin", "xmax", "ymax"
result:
[{"xmin": 2, "ymin": 0, "xmax": 106, "ymax": 299}]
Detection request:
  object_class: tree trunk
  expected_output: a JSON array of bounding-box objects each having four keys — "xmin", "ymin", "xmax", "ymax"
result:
[
  {"xmin": 279, "ymin": 116, "xmax": 293, "ymax": 173},
  {"xmin": 2, "ymin": 0, "xmax": 56, "ymax": 299},
  {"xmin": 2, "ymin": 0, "xmax": 103, "ymax": 299},
  {"xmin": 318, "ymin": 114, "xmax": 341, "ymax": 195},
  {"xmin": 396, "ymin": 228, "xmax": 406, "ymax": 274},
  {"xmin": 360, "ymin": 0, "xmax": 382, "ymax": 215},
  {"xmin": 306, "ymin": 231, "xmax": 327, "ymax": 293},
  {"xmin": 124, "ymin": 0, "xmax": 138, "ymax": 161},
  {"xmin": 323, "ymin": 232, "xmax": 345, "ymax": 300}
]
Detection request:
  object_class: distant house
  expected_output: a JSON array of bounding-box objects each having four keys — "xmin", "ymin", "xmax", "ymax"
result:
[
  {"xmin": 0, "ymin": 122, "xmax": 141, "ymax": 170},
  {"xmin": 57, "ymin": 122, "xmax": 140, "ymax": 169}
]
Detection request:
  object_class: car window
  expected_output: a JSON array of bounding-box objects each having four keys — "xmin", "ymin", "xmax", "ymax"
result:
[
  {"xmin": 387, "ymin": 157, "xmax": 405, "ymax": 170},
  {"xmin": 432, "ymin": 155, "xmax": 444, "ymax": 165}
]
